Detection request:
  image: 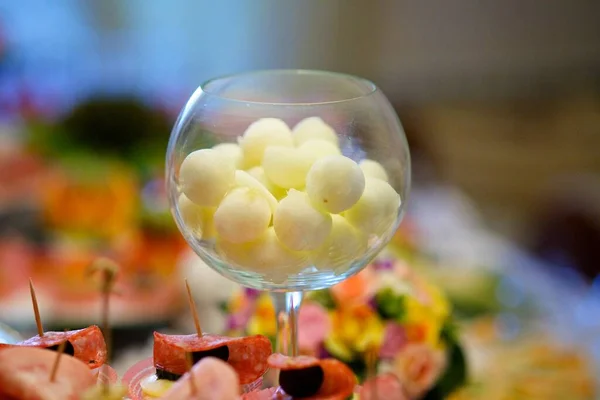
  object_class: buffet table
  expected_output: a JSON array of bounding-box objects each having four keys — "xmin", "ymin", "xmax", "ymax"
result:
[{"xmin": 0, "ymin": 122, "xmax": 598, "ymax": 398}]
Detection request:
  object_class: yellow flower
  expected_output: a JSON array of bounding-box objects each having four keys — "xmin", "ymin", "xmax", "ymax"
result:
[
  {"xmin": 422, "ymin": 281, "xmax": 451, "ymax": 320},
  {"xmin": 324, "ymin": 336, "xmax": 354, "ymax": 361},
  {"xmin": 247, "ymin": 294, "xmax": 276, "ymax": 337},
  {"xmin": 224, "ymin": 328, "xmax": 245, "ymax": 337},
  {"xmin": 325, "ymin": 305, "xmax": 384, "ymax": 360},
  {"xmin": 403, "ymin": 296, "xmax": 444, "ymax": 348},
  {"xmin": 255, "ymin": 294, "xmax": 276, "ymax": 319},
  {"xmin": 228, "ymin": 291, "xmax": 247, "ymax": 314},
  {"xmin": 403, "ymin": 278, "xmax": 450, "ymax": 346}
]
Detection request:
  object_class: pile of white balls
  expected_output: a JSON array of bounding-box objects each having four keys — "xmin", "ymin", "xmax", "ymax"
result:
[{"xmin": 177, "ymin": 117, "xmax": 400, "ymax": 275}]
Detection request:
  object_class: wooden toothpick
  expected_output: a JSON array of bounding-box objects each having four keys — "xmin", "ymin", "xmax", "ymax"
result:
[
  {"xmin": 49, "ymin": 337, "xmax": 67, "ymax": 382},
  {"xmin": 29, "ymin": 278, "xmax": 44, "ymax": 337},
  {"xmin": 87, "ymin": 257, "xmax": 119, "ymax": 394},
  {"xmin": 365, "ymin": 345, "xmax": 380, "ymax": 400},
  {"xmin": 366, "ymin": 345, "xmax": 379, "ymax": 378},
  {"xmin": 290, "ymin": 295, "xmax": 298, "ymax": 357},
  {"xmin": 185, "ymin": 279, "xmax": 202, "ymax": 337},
  {"xmin": 185, "ymin": 352, "xmax": 198, "ymax": 395}
]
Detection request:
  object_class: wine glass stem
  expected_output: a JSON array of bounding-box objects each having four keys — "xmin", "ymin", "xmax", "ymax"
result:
[{"xmin": 270, "ymin": 291, "xmax": 303, "ymax": 356}]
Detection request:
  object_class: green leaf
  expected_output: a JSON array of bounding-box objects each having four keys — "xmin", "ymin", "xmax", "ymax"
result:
[
  {"xmin": 218, "ymin": 301, "xmax": 229, "ymax": 313},
  {"xmin": 307, "ymin": 289, "xmax": 336, "ymax": 310},
  {"xmin": 440, "ymin": 319, "xmax": 459, "ymax": 343},
  {"xmin": 346, "ymin": 358, "xmax": 367, "ymax": 383},
  {"xmin": 424, "ymin": 321, "xmax": 468, "ymax": 398},
  {"xmin": 421, "ymin": 386, "xmax": 445, "ymax": 400},
  {"xmin": 374, "ymin": 288, "xmax": 405, "ymax": 320},
  {"xmin": 138, "ymin": 211, "xmax": 178, "ymax": 234},
  {"xmin": 58, "ymin": 97, "xmax": 172, "ymax": 158},
  {"xmin": 268, "ymin": 335, "xmax": 277, "ymax": 352}
]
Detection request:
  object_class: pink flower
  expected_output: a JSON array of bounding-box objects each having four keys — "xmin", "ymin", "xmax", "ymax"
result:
[
  {"xmin": 393, "ymin": 261, "xmax": 431, "ymax": 305},
  {"xmin": 359, "ymin": 373, "xmax": 408, "ymax": 400},
  {"xmin": 393, "ymin": 260, "xmax": 413, "ymax": 280},
  {"xmin": 393, "ymin": 343, "xmax": 446, "ymax": 398},
  {"xmin": 380, "ymin": 323, "xmax": 407, "ymax": 359},
  {"xmin": 298, "ymin": 302, "xmax": 330, "ymax": 354},
  {"xmin": 226, "ymin": 299, "xmax": 254, "ymax": 331}
]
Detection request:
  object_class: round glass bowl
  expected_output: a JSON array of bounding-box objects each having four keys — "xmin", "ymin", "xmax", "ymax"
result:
[{"xmin": 166, "ymin": 70, "xmax": 410, "ymax": 291}]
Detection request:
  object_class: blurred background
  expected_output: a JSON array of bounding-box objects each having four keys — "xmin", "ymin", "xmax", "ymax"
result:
[{"xmin": 0, "ymin": 1, "xmax": 599, "ymax": 398}]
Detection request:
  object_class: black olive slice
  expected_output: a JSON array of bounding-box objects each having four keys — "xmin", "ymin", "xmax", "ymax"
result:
[
  {"xmin": 155, "ymin": 345, "xmax": 230, "ymax": 381},
  {"xmin": 279, "ymin": 365, "xmax": 324, "ymax": 398},
  {"xmin": 156, "ymin": 345, "xmax": 229, "ymax": 381},
  {"xmin": 155, "ymin": 368, "xmax": 182, "ymax": 381},
  {"xmin": 190, "ymin": 345, "xmax": 229, "ymax": 364},
  {"xmin": 47, "ymin": 341, "xmax": 75, "ymax": 357}
]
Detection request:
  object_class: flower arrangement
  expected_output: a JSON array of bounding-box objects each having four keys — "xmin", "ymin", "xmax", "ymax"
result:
[{"xmin": 222, "ymin": 255, "xmax": 467, "ymax": 399}]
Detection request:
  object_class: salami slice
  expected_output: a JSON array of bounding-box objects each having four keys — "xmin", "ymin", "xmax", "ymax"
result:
[
  {"xmin": 0, "ymin": 326, "xmax": 106, "ymax": 369},
  {"xmin": 358, "ymin": 373, "xmax": 407, "ymax": 400},
  {"xmin": 153, "ymin": 332, "xmax": 271, "ymax": 384},
  {"xmin": 267, "ymin": 354, "xmax": 357, "ymax": 400},
  {"xmin": 266, "ymin": 353, "xmax": 321, "ymax": 370},
  {"xmin": 241, "ymin": 387, "xmax": 284, "ymax": 400},
  {"xmin": 0, "ymin": 347, "xmax": 96, "ymax": 400}
]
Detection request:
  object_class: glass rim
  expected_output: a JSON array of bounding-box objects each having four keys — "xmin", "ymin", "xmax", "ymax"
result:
[{"xmin": 199, "ymin": 69, "xmax": 379, "ymax": 106}]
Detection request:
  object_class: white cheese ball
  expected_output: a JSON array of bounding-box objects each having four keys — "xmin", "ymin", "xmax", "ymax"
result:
[
  {"xmin": 234, "ymin": 169, "xmax": 278, "ymax": 213},
  {"xmin": 218, "ymin": 227, "xmax": 309, "ymax": 276},
  {"xmin": 177, "ymin": 194, "xmax": 216, "ymax": 239},
  {"xmin": 305, "ymin": 155, "xmax": 365, "ymax": 213},
  {"xmin": 214, "ymin": 187, "xmax": 271, "ymax": 243},
  {"xmin": 359, "ymin": 159, "xmax": 389, "ymax": 182},
  {"xmin": 262, "ymin": 146, "xmax": 313, "ymax": 189},
  {"xmin": 274, "ymin": 190, "xmax": 332, "ymax": 251},
  {"xmin": 292, "ymin": 117, "xmax": 338, "ymax": 146},
  {"xmin": 179, "ymin": 149, "xmax": 235, "ymax": 207},
  {"xmin": 238, "ymin": 118, "xmax": 294, "ymax": 167},
  {"xmin": 298, "ymin": 139, "xmax": 342, "ymax": 163},
  {"xmin": 345, "ymin": 178, "xmax": 401, "ymax": 236},
  {"xmin": 213, "ymin": 143, "xmax": 244, "ymax": 168},
  {"xmin": 246, "ymin": 166, "xmax": 288, "ymax": 200},
  {"xmin": 202, "ymin": 209, "xmax": 217, "ymax": 240},
  {"xmin": 311, "ymin": 215, "xmax": 366, "ymax": 270},
  {"xmin": 178, "ymin": 194, "xmax": 204, "ymax": 234}
]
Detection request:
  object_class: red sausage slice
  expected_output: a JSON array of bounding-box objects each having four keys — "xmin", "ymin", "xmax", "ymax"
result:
[
  {"xmin": 304, "ymin": 359, "xmax": 356, "ymax": 400},
  {"xmin": 266, "ymin": 353, "xmax": 320, "ymax": 370},
  {"xmin": 0, "ymin": 347, "xmax": 96, "ymax": 400},
  {"xmin": 267, "ymin": 354, "xmax": 357, "ymax": 400},
  {"xmin": 153, "ymin": 332, "xmax": 271, "ymax": 385},
  {"xmin": 241, "ymin": 387, "xmax": 285, "ymax": 400},
  {"xmin": 0, "ymin": 326, "xmax": 107, "ymax": 369}
]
